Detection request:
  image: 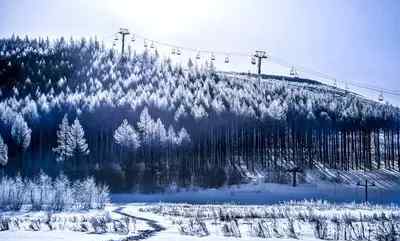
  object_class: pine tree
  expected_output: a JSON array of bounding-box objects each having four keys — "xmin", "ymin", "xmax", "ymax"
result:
[
  {"xmin": 0, "ymin": 134, "xmax": 8, "ymax": 166},
  {"xmin": 66, "ymin": 118, "xmax": 90, "ymax": 157},
  {"xmin": 167, "ymin": 125, "xmax": 177, "ymax": 145},
  {"xmin": 155, "ymin": 118, "xmax": 167, "ymax": 146},
  {"xmin": 114, "ymin": 119, "xmax": 141, "ymax": 150},
  {"xmin": 177, "ymin": 127, "xmax": 191, "ymax": 145},
  {"xmin": 137, "ymin": 107, "xmax": 155, "ymax": 146},
  {"xmin": 53, "ymin": 114, "xmax": 70, "ymax": 162},
  {"xmin": 11, "ymin": 114, "xmax": 31, "ymax": 150}
]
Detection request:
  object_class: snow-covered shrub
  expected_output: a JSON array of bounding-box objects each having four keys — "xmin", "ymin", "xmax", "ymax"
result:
[
  {"xmin": 52, "ymin": 174, "xmax": 73, "ymax": 211},
  {"xmin": 29, "ymin": 171, "xmax": 53, "ymax": 210},
  {"xmin": 221, "ymin": 219, "xmax": 241, "ymax": 237},
  {"xmin": 0, "ymin": 216, "xmax": 10, "ymax": 231},
  {"xmin": 97, "ymin": 184, "xmax": 110, "ymax": 209},
  {"xmin": 9, "ymin": 175, "xmax": 25, "ymax": 210},
  {"xmin": 177, "ymin": 218, "xmax": 209, "ymax": 237},
  {"xmin": 89, "ymin": 215, "xmax": 108, "ymax": 234},
  {"xmin": 284, "ymin": 217, "xmax": 298, "ymax": 239},
  {"xmin": 331, "ymin": 215, "xmax": 342, "ymax": 240},
  {"xmin": 0, "ymin": 174, "xmax": 109, "ymax": 211},
  {"xmin": 374, "ymin": 221, "xmax": 398, "ymax": 241},
  {"xmin": 249, "ymin": 220, "xmax": 271, "ymax": 238},
  {"xmin": 310, "ymin": 215, "xmax": 329, "ymax": 239},
  {"xmin": 72, "ymin": 177, "xmax": 109, "ymax": 209},
  {"xmin": 271, "ymin": 218, "xmax": 283, "ymax": 238}
]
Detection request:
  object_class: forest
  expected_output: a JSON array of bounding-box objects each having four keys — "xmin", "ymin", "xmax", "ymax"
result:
[{"xmin": 0, "ymin": 35, "xmax": 399, "ymax": 192}]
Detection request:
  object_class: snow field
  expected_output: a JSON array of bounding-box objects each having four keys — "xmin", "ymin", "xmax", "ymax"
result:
[
  {"xmin": 128, "ymin": 201, "xmax": 400, "ymax": 241},
  {"xmin": 0, "ymin": 205, "xmax": 150, "ymax": 241}
]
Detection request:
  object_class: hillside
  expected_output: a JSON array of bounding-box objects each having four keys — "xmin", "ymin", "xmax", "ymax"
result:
[{"xmin": 0, "ymin": 36, "xmax": 399, "ymax": 192}]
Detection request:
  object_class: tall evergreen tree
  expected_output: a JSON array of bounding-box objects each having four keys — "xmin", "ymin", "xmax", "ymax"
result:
[
  {"xmin": 0, "ymin": 134, "xmax": 8, "ymax": 166},
  {"xmin": 53, "ymin": 114, "xmax": 70, "ymax": 162},
  {"xmin": 67, "ymin": 118, "xmax": 90, "ymax": 157},
  {"xmin": 11, "ymin": 114, "xmax": 31, "ymax": 150},
  {"xmin": 114, "ymin": 119, "xmax": 141, "ymax": 150},
  {"xmin": 138, "ymin": 107, "xmax": 155, "ymax": 146}
]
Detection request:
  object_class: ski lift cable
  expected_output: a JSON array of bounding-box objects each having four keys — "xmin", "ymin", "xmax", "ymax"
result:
[
  {"xmin": 268, "ymin": 56, "xmax": 400, "ymax": 96},
  {"xmin": 107, "ymin": 31, "xmax": 400, "ymax": 98}
]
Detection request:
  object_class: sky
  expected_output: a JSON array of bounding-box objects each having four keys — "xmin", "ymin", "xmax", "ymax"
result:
[{"xmin": 1, "ymin": 0, "xmax": 399, "ymax": 105}]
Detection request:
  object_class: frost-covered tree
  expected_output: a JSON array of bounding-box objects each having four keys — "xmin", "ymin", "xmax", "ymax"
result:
[
  {"xmin": 167, "ymin": 125, "xmax": 177, "ymax": 145},
  {"xmin": 53, "ymin": 173, "xmax": 72, "ymax": 210},
  {"xmin": 67, "ymin": 118, "xmax": 90, "ymax": 157},
  {"xmin": 155, "ymin": 118, "xmax": 167, "ymax": 146},
  {"xmin": 267, "ymin": 99, "xmax": 287, "ymax": 120},
  {"xmin": 137, "ymin": 107, "xmax": 155, "ymax": 145},
  {"xmin": 114, "ymin": 119, "xmax": 140, "ymax": 150},
  {"xmin": 0, "ymin": 135, "xmax": 7, "ymax": 166},
  {"xmin": 177, "ymin": 127, "xmax": 191, "ymax": 146},
  {"xmin": 11, "ymin": 114, "xmax": 31, "ymax": 150},
  {"xmin": 53, "ymin": 114, "xmax": 70, "ymax": 162}
]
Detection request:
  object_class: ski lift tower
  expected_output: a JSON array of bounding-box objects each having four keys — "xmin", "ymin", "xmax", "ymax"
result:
[
  {"xmin": 117, "ymin": 28, "xmax": 130, "ymax": 55},
  {"xmin": 285, "ymin": 166, "xmax": 303, "ymax": 187},
  {"xmin": 254, "ymin": 50, "xmax": 268, "ymax": 75},
  {"xmin": 357, "ymin": 179, "xmax": 375, "ymax": 203}
]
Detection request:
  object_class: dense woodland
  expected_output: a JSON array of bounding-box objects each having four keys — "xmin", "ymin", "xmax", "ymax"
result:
[{"xmin": 0, "ymin": 36, "xmax": 399, "ymax": 192}]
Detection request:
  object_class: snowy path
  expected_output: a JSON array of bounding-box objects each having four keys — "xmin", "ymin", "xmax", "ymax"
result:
[{"xmin": 112, "ymin": 206, "xmax": 166, "ymax": 240}]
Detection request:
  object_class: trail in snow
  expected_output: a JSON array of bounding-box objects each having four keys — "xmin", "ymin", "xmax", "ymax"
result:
[{"xmin": 113, "ymin": 207, "xmax": 166, "ymax": 240}]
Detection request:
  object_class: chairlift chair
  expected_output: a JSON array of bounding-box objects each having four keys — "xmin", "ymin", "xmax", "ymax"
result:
[
  {"xmin": 290, "ymin": 67, "xmax": 297, "ymax": 77},
  {"xmin": 150, "ymin": 41, "xmax": 155, "ymax": 48},
  {"xmin": 171, "ymin": 48, "xmax": 176, "ymax": 55},
  {"xmin": 196, "ymin": 52, "xmax": 201, "ymax": 60},
  {"xmin": 131, "ymin": 35, "xmax": 136, "ymax": 42},
  {"xmin": 210, "ymin": 53, "xmax": 216, "ymax": 61},
  {"xmin": 251, "ymin": 57, "xmax": 256, "ymax": 65},
  {"xmin": 176, "ymin": 48, "xmax": 181, "ymax": 55},
  {"xmin": 378, "ymin": 92, "xmax": 384, "ymax": 102},
  {"xmin": 143, "ymin": 40, "xmax": 148, "ymax": 48},
  {"xmin": 224, "ymin": 56, "xmax": 230, "ymax": 63}
]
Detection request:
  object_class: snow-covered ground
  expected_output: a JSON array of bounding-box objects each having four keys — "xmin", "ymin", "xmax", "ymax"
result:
[
  {"xmin": 2, "ymin": 201, "xmax": 400, "ymax": 241},
  {"xmin": 0, "ymin": 205, "xmax": 151, "ymax": 241},
  {"xmin": 112, "ymin": 170, "xmax": 400, "ymax": 205},
  {"xmin": 2, "ymin": 169, "xmax": 400, "ymax": 241}
]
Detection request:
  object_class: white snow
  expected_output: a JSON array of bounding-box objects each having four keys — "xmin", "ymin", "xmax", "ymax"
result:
[{"xmin": 1, "ymin": 201, "xmax": 400, "ymax": 241}]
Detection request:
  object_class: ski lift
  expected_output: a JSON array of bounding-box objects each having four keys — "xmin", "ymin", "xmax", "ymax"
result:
[
  {"xmin": 131, "ymin": 35, "xmax": 136, "ymax": 42},
  {"xmin": 176, "ymin": 48, "xmax": 181, "ymax": 55},
  {"xmin": 150, "ymin": 41, "xmax": 155, "ymax": 48},
  {"xmin": 171, "ymin": 48, "xmax": 176, "ymax": 55},
  {"xmin": 224, "ymin": 56, "xmax": 230, "ymax": 63},
  {"xmin": 114, "ymin": 36, "xmax": 119, "ymax": 41},
  {"xmin": 251, "ymin": 57, "xmax": 256, "ymax": 65},
  {"xmin": 210, "ymin": 53, "xmax": 216, "ymax": 61},
  {"xmin": 196, "ymin": 52, "xmax": 201, "ymax": 60},
  {"xmin": 378, "ymin": 92, "xmax": 384, "ymax": 102},
  {"xmin": 289, "ymin": 66, "xmax": 297, "ymax": 77},
  {"xmin": 144, "ymin": 39, "xmax": 148, "ymax": 48}
]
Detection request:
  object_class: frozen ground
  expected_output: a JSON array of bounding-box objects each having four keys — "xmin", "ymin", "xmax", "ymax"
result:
[
  {"xmin": 112, "ymin": 169, "xmax": 400, "ymax": 205},
  {"xmin": 2, "ymin": 169, "xmax": 400, "ymax": 240},
  {"xmin": 0, "ymin": 205, "xmax": 152, "ymax": 241},
  {"xmin": 1, "ymin": 201, "xmax": 400, "ymax": 241}
]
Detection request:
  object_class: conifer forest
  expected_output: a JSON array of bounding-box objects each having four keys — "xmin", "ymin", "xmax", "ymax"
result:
[{"xmin": 0, "ymin": 36, "xmax": 399, "ymax": 192}]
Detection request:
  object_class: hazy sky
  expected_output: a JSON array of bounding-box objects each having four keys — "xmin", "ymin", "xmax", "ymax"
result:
[{"xmin": 1, "ymin": 0, "xmax": 399, "ymax": 104}]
